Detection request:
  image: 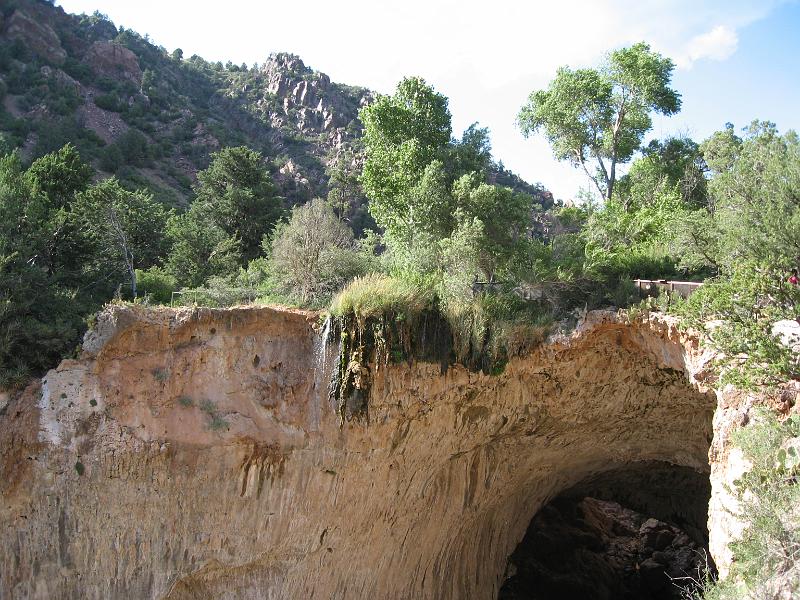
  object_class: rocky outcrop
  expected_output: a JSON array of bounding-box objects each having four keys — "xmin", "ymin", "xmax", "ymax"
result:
[
  {"xmin": 260, "ymin": 53, "xmax": 370, "ymax": 135},
  {"xmin": 1, "ymin": 306, "xmax": 732, "ymax": 599},
  {"xmin": 85, "ymin": 41, "xmax": 143, "ymax": 86},
  {"xmin": 0, "ymin": 0, "xmax": 551, "ymax": 210},
  {"xmin": 251, "ymin": 53, "xmax": 371, "ymax": 200},
  {"xmin": 5, "ymin": 9, "xmax": 66, "ymax": 65}
]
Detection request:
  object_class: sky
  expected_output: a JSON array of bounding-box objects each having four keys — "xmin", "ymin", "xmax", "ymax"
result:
[{"xmin": 56, "ymin": 0, "xmax": 800, "ymax": 201}]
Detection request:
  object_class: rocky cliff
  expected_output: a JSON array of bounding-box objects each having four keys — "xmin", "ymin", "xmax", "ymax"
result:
[
  {"xmin": 0, "ymin": 0, "xmax": 370, "ymax": 206},
  {"xmin": 0, "ymin": 0, "xmax": 550, "ymax": 213},
  {"xmin": 1, "ymin": 304, "xmax": 761, "ymax": 599}
]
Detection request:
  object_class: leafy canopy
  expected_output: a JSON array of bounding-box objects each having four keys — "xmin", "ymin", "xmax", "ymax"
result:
[
  {"xmin": 360, "ymin": 76, "xmax": 452, "ymax": 242},
  {"xmin": 0, "ymin": 150, "xmax": 98, "ymax": 385},
  {"xmin": 193, "ymin": 146, "xmax": 283, "ymax": 261},
  {"xmin": 72, "ymin": 178, "xmax": 170, "ymax": 296},
  {"xmin": 518, "ymin": 42, "xmax": 681, "ymax": 199}
]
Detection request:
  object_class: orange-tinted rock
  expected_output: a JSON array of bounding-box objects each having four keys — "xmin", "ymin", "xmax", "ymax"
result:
[{"xmin": 0, "ymin": 305, "xmax": 750, "ymax": 598}]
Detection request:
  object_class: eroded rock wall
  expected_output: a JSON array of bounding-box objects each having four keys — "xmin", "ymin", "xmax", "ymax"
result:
[{"xmin": 1, "ymin": 306, "xmax": 720, "ymax": 599}]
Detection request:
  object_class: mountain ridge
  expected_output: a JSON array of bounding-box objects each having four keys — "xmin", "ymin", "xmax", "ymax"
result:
[{"xmin": 0, "ymin": 0, "xmax": 551, "ymax": 216}]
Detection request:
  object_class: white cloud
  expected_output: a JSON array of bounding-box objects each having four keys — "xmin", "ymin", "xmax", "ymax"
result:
[{"xmin": 678, "ymin": 25, "xmax": 739, "ymax": 69}]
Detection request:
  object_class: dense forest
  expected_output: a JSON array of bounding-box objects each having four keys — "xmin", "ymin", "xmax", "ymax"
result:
[{"xmin": 1, "ymin": 3, "xmax": 800, "ymax": 595}]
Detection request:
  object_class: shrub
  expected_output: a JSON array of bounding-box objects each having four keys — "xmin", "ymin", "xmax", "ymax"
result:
[
  {"xmin": 199, "ymin": 398, "xmax": 228, "ymax": 431},
  {"xmin": 700, "ymin": 410, "xmax": 800, "ymax": 598},
  {"xmin": 268, "ymin": 198, "xmax": 369, "ymax": 306},
  {"xmin": 669, "ymin": 266, "xmax": 800, "ymax": 388},
  {"xmin": 93, "ymin": 93, "xmax": 124, "ymax": 112},
  {"xmin": 172, "ymin": 276, "xmax": 257, "ymax": 308},
  {"xmin": 135, "ymin": 266, "xmax": 176, "ymax": 304}
]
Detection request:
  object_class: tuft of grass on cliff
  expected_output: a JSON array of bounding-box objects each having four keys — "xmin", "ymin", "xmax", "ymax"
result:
[
  {"xmin": 329, "ymin": 274, "xmax": 435, "ymax": 323},
  {"xmin": 329, "ymin": 274, "xmax": 553, "ymax": 372}
]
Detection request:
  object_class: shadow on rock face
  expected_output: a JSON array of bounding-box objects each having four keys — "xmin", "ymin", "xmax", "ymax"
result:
[{"xmin": 499, "ymin": 495, "xmax": 713, "ymax": 600}]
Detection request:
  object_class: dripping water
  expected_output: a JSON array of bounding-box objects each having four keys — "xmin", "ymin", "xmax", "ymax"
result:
[{"xmin": 311, "ymin": 315, "xmax": 337, "ymax": 429}]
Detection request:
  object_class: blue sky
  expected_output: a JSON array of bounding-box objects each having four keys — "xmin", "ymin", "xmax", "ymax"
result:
[
  {"xmin": 651, "ymin": 2, "xmax": 800, "ymax": 147},
  {"xmin": 57, "ymin": 0, "xmax": 800, "ymax": 201}
]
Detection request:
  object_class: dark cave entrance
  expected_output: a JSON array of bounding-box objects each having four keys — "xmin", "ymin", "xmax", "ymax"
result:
[{"xmin": 498, "ymin": 462, "xmax": 716, "ymax": 600}]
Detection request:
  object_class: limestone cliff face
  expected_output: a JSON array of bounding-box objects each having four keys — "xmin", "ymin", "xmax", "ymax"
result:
[{"xmin": 0, "ymin": 305, "xmax": 738, "ymax": 599}]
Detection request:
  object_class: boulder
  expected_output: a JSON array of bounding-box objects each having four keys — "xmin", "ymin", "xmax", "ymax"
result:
[
  {"xmin": 85, "ymin": 41, "xmax": 142, "ymax": 85},
  {"xmin": 773, "ymin": 319, "xmax": 800, "ymax": 353},
  {"xmin": 5, "ymin": 10, "xmax": 66, "ymax": 65}
]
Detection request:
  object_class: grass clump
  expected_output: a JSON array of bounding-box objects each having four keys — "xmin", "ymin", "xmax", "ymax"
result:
[
  {"xmin": 328, "ymin": 274, "xmax": 445, "ymax": 423},
  {"xmin": 329, "ymin": 274, "xmax": 435, "ymax": 323},
  {"xmin": 208, "ymin": 415, "xmax": 229, "ymax": 431},
  {"xmin": 443, "ymin": 291, "xmax": 553, "ymax": 374},
  {"xmin": 327, "ymin": 274, "xmax": 555, "ymax": 423}
]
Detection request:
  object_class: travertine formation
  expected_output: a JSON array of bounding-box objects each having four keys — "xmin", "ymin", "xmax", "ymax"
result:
[{"xmin": 0, "ymin": 305, "xmax": 736, "ymax": 599}]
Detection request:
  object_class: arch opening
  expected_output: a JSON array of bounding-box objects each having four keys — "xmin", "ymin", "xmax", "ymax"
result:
[{"xmin": 498, "ymin": 462, "xmax": 716, "ymax": 600}]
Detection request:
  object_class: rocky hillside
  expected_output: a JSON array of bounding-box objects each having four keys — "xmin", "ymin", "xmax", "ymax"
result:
[{"xmin": 0, "ymin": 0, "xmax": 551, "ymax": 215}]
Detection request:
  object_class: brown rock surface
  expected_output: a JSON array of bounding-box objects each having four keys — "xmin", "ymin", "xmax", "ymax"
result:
[
  {"xmin": 5, "ymin": 9, "xmax": 66, "ymax": 65},
  {"xmin": 85, "ymin": 40, "xmax": 143, "ymax": 86},
  {"xmin": 0, "ymin": 305, "xmax": 726, "ymax": 599}
]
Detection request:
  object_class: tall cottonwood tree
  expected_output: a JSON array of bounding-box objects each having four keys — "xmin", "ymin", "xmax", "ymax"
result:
[
  {"xmin": 359, "ymin": 77, "xmax": 452, "ymax": 244},
  {"xmin": 518, "ymin": 43, "xmax": 681, "ymax": 200}
]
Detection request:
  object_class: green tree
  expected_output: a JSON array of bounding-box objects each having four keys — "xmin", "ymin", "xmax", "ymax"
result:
[
  {"xmin": 23, "ymin": 145, "xmax": 94, "ymax": 281},
  {"xmin": 269, "ymin": 198, "xmax": 367, "ymax": 305},
  {"xmin": 699, "ymin": 121, "xmax": 800, "ymax": 270},
  {"xmin": 194, "ymin": 146, "xmax": 283, "ymax": 261},
  {"xmin": 0, "ymin": 153, "xmax": 85, "ymax": 385},
  {"xmin": 71, "ymin": 179, "xmax": 170, "ymax": 297},
  {"xmin": 583, "ymin": 190, "xmax": 684, "ymax": 278},
  {"xmin": 518, "ymin": 42, "xmax": 681, "ymax": 199},
  {"xmin": 360, "ymin": 76, "xmax": 452, "ymax": 239},
  {"xmin": 165, "ymin": 206, "xmax": 241, "ymax": 288},
  {"xmin": 616, "ymin": 136, "xmax": 707, "ymax": 209},
  {"xmin": 447, "ymin": 122, "xmax": 493, "ymax": 177},
  {"xmin": 325, "ymin": 150, "xmax": 375, "ymax": 235},
  {"xmin": 451, "ymin": 173, "xmax": 533, "ymax": 280},
  {"xmin": 26, "ymin": 143, "xmax": 92, "ymax": 208}
]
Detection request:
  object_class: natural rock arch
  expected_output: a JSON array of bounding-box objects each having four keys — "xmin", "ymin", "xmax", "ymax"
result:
[{"xmin": 0, "ymin": 306, "xmax": 718, "ymax": 599}]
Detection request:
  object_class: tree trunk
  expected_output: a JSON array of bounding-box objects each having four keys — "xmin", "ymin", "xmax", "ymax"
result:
[
  {"xmin": 128, "ymin": 260, "xmax": 137, "ymax": 298},
  {"xmin": 607, "ymin": 160, "xmax": 616, "ymax": 200}
]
